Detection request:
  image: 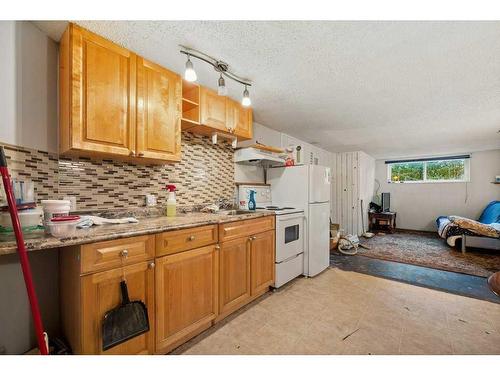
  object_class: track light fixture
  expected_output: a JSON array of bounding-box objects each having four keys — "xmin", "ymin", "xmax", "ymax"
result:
[
  {"xmin": 180, "ymin": 45, "xmax": 252, "ymax": 105},
  {"xmin": 184, "ymin": 54, "xmax": 197, "ymax": 82},
  {"xmin": 217, "ymin": 74, "xmax": 228, "ymax": 96},
  {"xmin": 241, "ymin": 85, "xmax": 251, "ymax": 107}
]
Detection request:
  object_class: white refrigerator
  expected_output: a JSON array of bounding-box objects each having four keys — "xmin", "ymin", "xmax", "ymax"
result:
[{"xmin": 267, "ymin": 165, "xmax": 331, "ymax": 277}]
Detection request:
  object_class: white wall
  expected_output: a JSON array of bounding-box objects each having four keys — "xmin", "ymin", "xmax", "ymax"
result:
[
  {"xmin": 0, "ymin": 21, "xmax": 60, "ymax": 354},
  {"xmin": 375, "ymin": 149, "xmax": 500, "ymax": 231},
  {"xmin": 0, "ymin": 21, "xmax": 17, "ymax": 143},
  {"xmin": 234, "ymin": 122, "xmax": 336, "ymax": 184},
  {"xmin": 0, "ymin": 21, "xmax": 58, "ymax": 153}
]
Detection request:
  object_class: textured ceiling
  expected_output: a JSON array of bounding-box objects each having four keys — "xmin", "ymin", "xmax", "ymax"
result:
[{"xmin": 34, "ymin": 20, "xmax": 500, "ymax": 158}]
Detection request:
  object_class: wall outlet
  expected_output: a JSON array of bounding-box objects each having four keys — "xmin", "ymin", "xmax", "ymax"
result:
[{"xmin": 145, "ymin": 194, "xmax": 157, "ymax": 207}]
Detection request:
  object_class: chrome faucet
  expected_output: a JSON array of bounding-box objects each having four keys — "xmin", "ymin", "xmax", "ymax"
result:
[{"xmin": 215, "ymin": 198, "xmax": 234, "ymax": 210}]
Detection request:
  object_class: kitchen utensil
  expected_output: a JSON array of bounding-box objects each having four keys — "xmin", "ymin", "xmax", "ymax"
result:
[
  {"xmin": 0, "ymin": 146, "xmax": 48, "ymax": 355},
  {"xmin": 41, "ymin": 199, "xmax": 70, "ymax": 233},
  {"xmin": 47, "ymin": 215, "xmax": 80, "ymax": 238},
  {"xmin": 0, "ymin": 207, "xmax": 42, "ymax": 229},
  {"xmin": 102, "ymin": 280, "xmax": 150, "ymax": 351}
]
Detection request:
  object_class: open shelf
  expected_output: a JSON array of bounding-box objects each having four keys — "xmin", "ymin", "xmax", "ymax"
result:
[
  {"xmin": 181, "ymin": 118, "xmax": 199, "ymax": 130},
  {"xmin": 182, "ymin": 80, "xmax": 200, "ymax": 129},
  {"xmin": 182, "ymin": 81, "xmax": 200, "ymax": 104},
  {"xmin": 182, "ymin": 98, "xmax": 199, "ymax": 112}
]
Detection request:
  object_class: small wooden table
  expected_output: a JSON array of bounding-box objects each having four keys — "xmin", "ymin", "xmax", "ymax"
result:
[{"xmin": 368, "ymin": 211, "xmax": 397, "ymax": 233}]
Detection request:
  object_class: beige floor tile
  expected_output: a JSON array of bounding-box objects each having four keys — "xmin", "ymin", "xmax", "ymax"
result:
[
  {"xmin": 399, "ymin": 324, "xmax": 453, "ymax": 354},
  {"xmin": 242, "ymin": 321, "xmax": 301, "ymax": 354},
  {"xmin": 179, "ymin": 268, "xmax": 500, "ymax": 355},
  {"xmin": 341, "ymin": 322, "xmax": 403, "ymax": 355},
  {"xmin": 450, "ymin": 331, "xmax": 500, "ymax": 355}
]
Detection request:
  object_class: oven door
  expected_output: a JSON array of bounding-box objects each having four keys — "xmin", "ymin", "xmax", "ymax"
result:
[{"xmin": 275, "ymin": 213, "xmax": 304, "ymax": 263}]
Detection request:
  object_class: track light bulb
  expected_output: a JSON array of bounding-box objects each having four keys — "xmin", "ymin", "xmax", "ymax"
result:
[
  {"xmin": 241, "ymin": 86, "xmax": 251, "ymax": 107},
  {"xmin": 217, "ymin": 74, "xmax": 227, "ymax": 96},
  {"xmin": 184, "ymin": 56, "xmax": 197, "ymax": 82}
]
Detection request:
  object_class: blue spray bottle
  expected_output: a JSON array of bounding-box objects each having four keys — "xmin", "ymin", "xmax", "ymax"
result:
[{"xmin": 248, "ymin": 190, "xmax": 256, "ymax": 211}]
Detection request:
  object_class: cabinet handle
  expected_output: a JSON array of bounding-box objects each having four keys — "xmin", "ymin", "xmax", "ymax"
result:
[
  {"xmin": 129, "ymin": 151, "xmax": 136, "ymax": 156},
  {"xmin": 215, "ymin": 244, "xmax": 220, "ymax": 250},
  {"xmin": 249, "ymin": 235, "xmax": 257, "ymax": 241},
  {"xmin": 148, "ymin": 262, "xmax": 155, "ymax": 269},
  {"xmin": 188, "ymin": 235, "xmax": 196, "ymax": 241},
  {"xmin": 120, "ymin": 249, "xmax": 129, "ymax": 258},
  {"xmin": 138, "ymin": 152, "xmax": 144, "ymax": 157}
]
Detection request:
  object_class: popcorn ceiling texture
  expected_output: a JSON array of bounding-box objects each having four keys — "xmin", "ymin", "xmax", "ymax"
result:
[{"xmin": 0, "ymin": 133, "xmax": 235, "ymax": 209}]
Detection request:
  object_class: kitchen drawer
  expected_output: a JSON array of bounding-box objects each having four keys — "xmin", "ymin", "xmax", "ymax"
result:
[
  {"xmin": 155, "ymin": 224, "xmax": 218, "ymax": 257},
  {"xmin": 80, "ymin": 235, "xmax": 155, "ymax": 274},
  {"xmin": 219, "ymin": 216, "xmax": 275, "ymax": 242}
]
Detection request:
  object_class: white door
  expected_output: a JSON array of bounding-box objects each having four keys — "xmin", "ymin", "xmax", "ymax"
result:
[
  {"xmin": 275, "ymin": 213, "xmax": 304, "ymax": 262},
  {"xmin": 309, "ymin": 165, "xmax": 331, "ymax": 203},
  {"xmin": 306, "ymin": 202, "xmax": 330, "ymax": 277}
]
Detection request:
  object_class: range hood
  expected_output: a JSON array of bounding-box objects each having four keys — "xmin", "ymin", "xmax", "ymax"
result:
[{"xmin": 234, "ymin": 147, "xmax": 285, "ymax": 166}]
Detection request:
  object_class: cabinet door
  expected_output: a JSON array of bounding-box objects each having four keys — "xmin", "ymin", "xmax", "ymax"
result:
[
  {"xmin": 219, "ymin": 236, "xmax": 251, "ymax": 317},
  {"xmin": 68, "ymin": 24, "xmax": 137, "ymax": 156},
  {"xmin": 155, "ymin": 245, "xmax": 218, "ymax": 353},
  {"xmin": 200, "ymin": 87, "xmax": 226, "ymax": 131},
  {"xmin": 250, "ymin": 230, "xmax": 275, "ymax": 296},
  {"xmin": 136, "ymin": 57, "xmax": 182, "ymax": 162},
  {"xmin": 233, "ymin": 103, "xmax": 253, "ymax": 140},
  {"xmin": 81, "ymin": 261, "xmax": 155, "ymax": 354}
]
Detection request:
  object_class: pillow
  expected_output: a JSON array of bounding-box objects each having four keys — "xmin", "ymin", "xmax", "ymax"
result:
[
  {"xmin": 478, "ymin": 200, "xmax": 500, "ymax": 224},
  {"xmin": 449, "ymin": 216, "xmax": 500, "ymax": 238}
]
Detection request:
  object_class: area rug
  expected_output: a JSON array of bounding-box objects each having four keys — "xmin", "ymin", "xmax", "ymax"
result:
[{"xmin": 347, "ymin": 231, "xmax": 500, "ymax": 278}]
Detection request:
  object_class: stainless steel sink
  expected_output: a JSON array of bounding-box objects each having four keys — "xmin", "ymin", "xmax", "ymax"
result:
[{"xmin": 218, "ymin": 209, "xmax": 256, "ymax": 216}]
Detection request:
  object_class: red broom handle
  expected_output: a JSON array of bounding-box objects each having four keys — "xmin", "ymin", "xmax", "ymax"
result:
[{"xmin": 0, "ymin": 147, "xmax": 48, "ymax": 355}]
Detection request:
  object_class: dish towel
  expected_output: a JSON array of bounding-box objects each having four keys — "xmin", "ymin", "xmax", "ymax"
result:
[{"xmin": 77, "ymin": 215, "xmax": 138, "ymax": 228}]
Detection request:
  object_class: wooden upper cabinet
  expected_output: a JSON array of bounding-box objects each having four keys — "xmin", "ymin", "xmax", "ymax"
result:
[
  {"xmin": 60, "ymin": 23, "xmax": 137, "ymax": 157},
  {"xmin": 200, "ymin": 87, "xmax": 227, "ymax": 131},
  {"xmin": 59, "ymin": 24, "xmax": 181, "ymax": 163},
  {"xmin": 136, "ymin": 58, "xmax": 181, "ymax": 162},
  {"xmin": 236, "ymin": 105, "xmax": 253, "ymax": 140},
  {"xmin": 226, "ymin": 98, "xmax": 253, "ymax": 140}
]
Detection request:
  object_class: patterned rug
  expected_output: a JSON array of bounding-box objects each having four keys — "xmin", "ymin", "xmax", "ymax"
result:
[{"xmin": 348, "ymin": 231, "xmax": 500, "ymax": 278}]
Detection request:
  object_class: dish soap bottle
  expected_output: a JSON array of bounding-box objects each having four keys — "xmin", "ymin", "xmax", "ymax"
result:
[
  {"xmin": 248, "ymin": 190, "xmax": 256, "ymax": 211},
  {"xmin": 165, "ymin": 184, "xmax": 176, "ymax": 217}
]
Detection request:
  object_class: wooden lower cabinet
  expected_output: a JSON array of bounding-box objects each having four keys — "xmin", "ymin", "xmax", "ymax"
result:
[
  {"xmin": 250, "ymin": 230, "xmax": 275, "ymax": 296},
  {"xmin": 218, "ymin": 236, "xmax": 252, "ymax": 319},
  {"xmin": 60, "ymin": 218, "xmax": 275, "ymax": 354},
  {"xmin": 155, "ymin": 245, "xmax": 219, "ymax": 354},
  {"xmin": 80, "ymin": 261, "xmax": 155, "ymax": 354}
]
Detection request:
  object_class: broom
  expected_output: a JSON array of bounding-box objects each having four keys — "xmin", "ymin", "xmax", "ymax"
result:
[{"xmin": 0, "ymin": 146, "xmax": 48, "ymax": 354}]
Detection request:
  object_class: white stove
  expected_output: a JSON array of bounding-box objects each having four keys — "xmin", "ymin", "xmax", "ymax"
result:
[
  {"xmin": 238, "ymin": 185, "xmax": 305, "ymax": 288},
  {"xmin": 256, "ymin": 205, "xmax": 304, "ymax": 216}
]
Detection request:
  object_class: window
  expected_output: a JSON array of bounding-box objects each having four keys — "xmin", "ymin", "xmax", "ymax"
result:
[{"xmin": 386, "ymin": 156, "xmax": 470, "ymax": 183}]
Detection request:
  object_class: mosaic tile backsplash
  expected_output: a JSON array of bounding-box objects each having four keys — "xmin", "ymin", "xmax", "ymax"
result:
[{"xmin": 1, "ymin": 133, "xmax": 235, "ymax": 209}]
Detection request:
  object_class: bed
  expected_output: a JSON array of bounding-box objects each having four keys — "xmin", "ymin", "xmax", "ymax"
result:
[{"xmin": 437, "ymin": 200, "xmax": 500, "ymax": 253}]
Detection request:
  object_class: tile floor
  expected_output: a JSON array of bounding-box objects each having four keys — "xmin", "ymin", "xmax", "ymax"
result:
[
  {"xmin": 331, "ymin": 254, "xmax": 499, "ymax": 303},
  {"xmin": 174, "ymin": 268, "xmax": 500, "ymax": 355}
]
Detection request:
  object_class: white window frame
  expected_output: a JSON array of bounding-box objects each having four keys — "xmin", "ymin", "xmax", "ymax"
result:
[{"xmin": 387, "ymin": 158, "xmax": 470, "ymax": 184}]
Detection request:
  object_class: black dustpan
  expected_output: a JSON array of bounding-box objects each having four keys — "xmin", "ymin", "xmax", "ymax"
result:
[{"xmin": 102, "ymin": 280, "xmax": 150, "ymax": 351}]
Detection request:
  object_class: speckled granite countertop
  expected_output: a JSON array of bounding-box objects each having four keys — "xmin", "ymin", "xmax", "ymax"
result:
[{"xmin": 0, "ymin": 211, "xmax": 275, "ymax": 256}]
